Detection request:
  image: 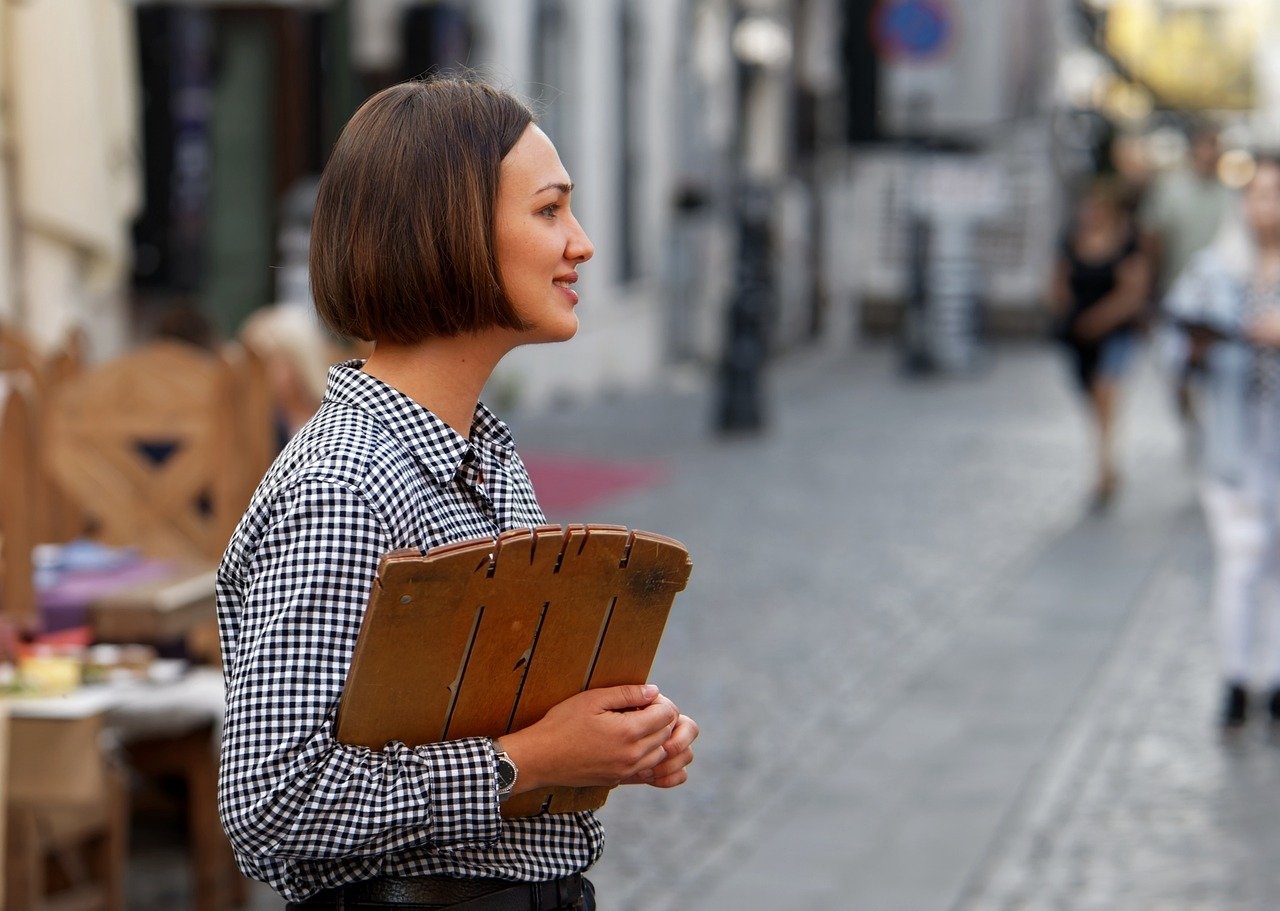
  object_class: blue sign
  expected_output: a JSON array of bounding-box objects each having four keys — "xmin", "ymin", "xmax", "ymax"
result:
[{"xmin": 873, "ymin": 0, "xmax": 953, "ymax": 62}]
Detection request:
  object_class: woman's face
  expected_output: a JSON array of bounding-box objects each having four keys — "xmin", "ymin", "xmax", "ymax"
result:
[
  {"xmin": 494, "ymin": 125, "xmax": 594, "ymax": 343},
  {"xmin": 1245, "ymin": 162, "xmax": 1280, "ymax": 240},
  {"xmin": 1076, "ymin": 191, "xmax": 1118, "ymax": 233}
]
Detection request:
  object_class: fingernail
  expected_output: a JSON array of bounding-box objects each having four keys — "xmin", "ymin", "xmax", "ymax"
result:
[{"xmin": 641, "ymin": 684, "xmax": 659, "ymax": 699}]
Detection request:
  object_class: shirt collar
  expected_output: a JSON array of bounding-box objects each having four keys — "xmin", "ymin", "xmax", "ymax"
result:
[{"xmin": 322, "ymin": 360, "xmax": 515, "ymax": 486}]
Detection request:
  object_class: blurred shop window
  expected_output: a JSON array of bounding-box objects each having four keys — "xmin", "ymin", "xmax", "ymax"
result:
[
  {"xmin": 131, "ymin": 5, "xmax": 332, "ymax": 339},
  {"xmin": 1101, "ymin": 0, "xmax": 1261, "ymax": 112},
  {"xmin": 399, "ymin": 3, "xmax": 471, "ymax": 81},
  {"xmin": 534, "ymin": 0, "xmax": 573, "ymax": 169},
  {"xmin": 132, "ymin": 7, "xmax": 216, "ymax": 296}
]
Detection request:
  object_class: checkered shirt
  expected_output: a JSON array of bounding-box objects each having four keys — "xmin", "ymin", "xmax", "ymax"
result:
[{"xmin": 216, "ymin": 361, "xmax": 604, "ymax": 902}]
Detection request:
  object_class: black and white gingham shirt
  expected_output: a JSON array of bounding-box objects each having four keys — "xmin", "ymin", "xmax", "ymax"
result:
[{"xmin": 216, "ymin": 361, "xmax": 604, "ymax": 902}]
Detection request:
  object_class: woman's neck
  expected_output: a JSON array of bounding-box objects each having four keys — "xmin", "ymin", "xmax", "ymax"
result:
[{"xmin": 361, "ymin": 333, "xmax": 510, "ymax": 437}]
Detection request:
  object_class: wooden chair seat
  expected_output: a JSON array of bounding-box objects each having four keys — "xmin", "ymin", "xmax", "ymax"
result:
[{"xmin": 337, "ymin": 524, "xmax": 692, "ymax": 818}]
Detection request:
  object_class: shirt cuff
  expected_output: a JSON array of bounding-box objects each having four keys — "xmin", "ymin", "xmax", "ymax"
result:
[{"xmin": 413, "ymin": 737, "xmax": 502, "ymax": 848}]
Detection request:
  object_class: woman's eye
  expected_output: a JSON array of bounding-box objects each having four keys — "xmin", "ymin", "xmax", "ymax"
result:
[{"xmin": 539, "ymin": 204, "xmax": 560, "ymax": 218}]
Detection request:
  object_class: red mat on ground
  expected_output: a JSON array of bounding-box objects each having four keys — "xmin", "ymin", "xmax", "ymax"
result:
[{"xmin": 521, "ymin": 454, "xmax": 669, "ymax": 513}]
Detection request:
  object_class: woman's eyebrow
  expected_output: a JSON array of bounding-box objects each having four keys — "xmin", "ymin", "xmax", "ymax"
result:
[{"xmin": 534, "ymin": 181, "xmax": 574, "ymax": 197}]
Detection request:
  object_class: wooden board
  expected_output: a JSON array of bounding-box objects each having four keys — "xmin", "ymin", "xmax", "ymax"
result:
[{"xmin": 335, "ymin": 524, "xmax": 692, "ymax": 818}]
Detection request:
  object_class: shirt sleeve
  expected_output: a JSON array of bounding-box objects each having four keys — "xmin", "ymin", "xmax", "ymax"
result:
[{"xmin": 217, "ymin": 476, "xmax": 503, "ymax": 862}]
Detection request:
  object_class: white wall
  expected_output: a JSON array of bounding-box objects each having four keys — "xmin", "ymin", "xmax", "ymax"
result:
[{"xmin": 472, "ymin": 0, "xmax": 688, "ymax": 412}]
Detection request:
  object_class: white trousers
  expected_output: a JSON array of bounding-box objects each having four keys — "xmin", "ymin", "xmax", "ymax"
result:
[{"xmin": 1201, "ymin": 477, "xmax": 1280, "ymax": 688}]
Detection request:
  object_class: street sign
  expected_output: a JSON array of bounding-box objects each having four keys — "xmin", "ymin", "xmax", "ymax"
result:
[{"xmin": 872, "ymin": 0, "xmax": 953, "ymax": 63}]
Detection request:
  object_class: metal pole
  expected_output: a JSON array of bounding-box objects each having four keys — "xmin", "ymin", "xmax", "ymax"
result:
[{"xmin": 715, "ymin": 6, "xmax": 781, "ymax": 434}]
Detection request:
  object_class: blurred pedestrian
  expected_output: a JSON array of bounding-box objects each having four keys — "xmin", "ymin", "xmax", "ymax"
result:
[
  {"xmin": 215, "ymin": 78, "xmax": 697, "ymax": 910},
  {"xmin": 1048, "ymin": 176, "xmax": 1153, "ymax": 510},
  {"xmin": 1140, "ymin": 122, "xmax": 1233, "ymax": 452},
  {"xmin": 239, "ymin": 303, "xmax": 340, "ymax": 449},
  {"xmin": 1164, "ymin": 155, "xmax": 1280, "ymax": 733},
  {"xmin": 1109, "ymin": 129, "xmax": 1155, "ymax": 215}
]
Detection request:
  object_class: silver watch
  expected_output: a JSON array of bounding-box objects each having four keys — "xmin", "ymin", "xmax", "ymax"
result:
[{"xmin": 491, "ymin": 739, "xmax": 518, "ymax": 802}]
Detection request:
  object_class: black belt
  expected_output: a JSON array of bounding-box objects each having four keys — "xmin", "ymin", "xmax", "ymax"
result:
[{"xmin": 292, "ymin": 873, "xmax": 588, "ymax": 910}]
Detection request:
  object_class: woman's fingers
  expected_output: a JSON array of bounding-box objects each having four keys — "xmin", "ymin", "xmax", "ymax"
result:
[{"xmin": 619, "ymin": 714, "xmax": 698, "ymax": 787}]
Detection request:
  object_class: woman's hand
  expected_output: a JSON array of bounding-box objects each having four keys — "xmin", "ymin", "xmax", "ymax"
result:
[
  {"xmin": 497, "ymin": 684, "xmax": 682, "ymax": 794},
  {"xmin": 619, "ymin": 695, "xmax": 698, "ymax": 788}
]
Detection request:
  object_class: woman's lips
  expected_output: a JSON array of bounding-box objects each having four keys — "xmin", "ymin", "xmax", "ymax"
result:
[{"xmin": 554, "ymin": 272, "xmax": 579, "ymax": 304}]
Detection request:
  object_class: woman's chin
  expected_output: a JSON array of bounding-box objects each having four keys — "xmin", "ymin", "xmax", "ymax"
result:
[{"xmin": 530, "ymin": 316, "xmax": 579, "ymax": 345}]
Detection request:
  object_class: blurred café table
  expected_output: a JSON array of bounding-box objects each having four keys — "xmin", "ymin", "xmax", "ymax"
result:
[
  {"xmin": 5, "ymin": 540, "xmax": 241, "ymax": 911},
  {"xmin": 34, "ymin": 540, "xmax": 218, "ymax": 650}
]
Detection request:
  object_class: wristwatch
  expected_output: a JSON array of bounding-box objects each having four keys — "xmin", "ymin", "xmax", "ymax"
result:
[{"xmin": 491, "ymin": 739, "xmax": 518, "ymax": 802}]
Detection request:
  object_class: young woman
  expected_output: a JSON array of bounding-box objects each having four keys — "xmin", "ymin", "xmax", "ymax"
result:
[
  {"xmin": 216, "ymin": 79, "xmax": 698, "ymax": 909},
  {"xmin": 1166, "ymin": 156, "xmax": 1280, "ymax": 733},
  {"xmin": 1048, "ymin": 177, "xmax": 1153, "ymax": 510}
]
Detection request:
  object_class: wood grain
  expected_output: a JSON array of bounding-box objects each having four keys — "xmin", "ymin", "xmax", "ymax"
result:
[{"xmin": 335, "ymin": 524, "xmax": 692, "ymax": 818}]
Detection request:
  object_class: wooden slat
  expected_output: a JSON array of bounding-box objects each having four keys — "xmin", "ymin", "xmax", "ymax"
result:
[
  {"xmin": 336, "ymin": 544, "xmax": 496, "ymax": 749},
  {"xmin": 335, "ymin": 524, "xmax": 691, "ymax": 818},
  {"xmin": 506, "ymin": 526, "xmax": 631, "ymax": 732},
  {"xmin": 443, "ymin": 527, "xmax": 563, "ymax": 740},
  {"xmin": 0, "ymin": 374, "xmax": 37, "ymax": 628}
]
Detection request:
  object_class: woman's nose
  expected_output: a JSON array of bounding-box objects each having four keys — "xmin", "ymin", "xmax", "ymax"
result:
[{"xmin": 567, "ymin": 217, "xmax": 594, "ymax": 264}]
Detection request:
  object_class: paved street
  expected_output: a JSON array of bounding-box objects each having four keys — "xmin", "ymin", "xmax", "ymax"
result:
[
  {"xmin": 515, "ymin": 341, "xmax": 1280, "ymax": 911},
  {"xmin": 167, "ymin": 340, "xmax": 1279, "ymax": 910}
]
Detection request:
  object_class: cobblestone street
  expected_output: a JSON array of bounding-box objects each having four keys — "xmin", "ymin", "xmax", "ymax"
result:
[
  {"xmin": 515, "ymin": 341, "xmax": 1280, "ymax": 911},
  {"xmin": 212, "ymin": 340, "xmax": 1279, "ymax": 911}
]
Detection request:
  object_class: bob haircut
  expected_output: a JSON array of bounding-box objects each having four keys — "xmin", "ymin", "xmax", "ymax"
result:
[{"xmin": 310, "ymin": 78, "xmax": 535, "ymax": 344}]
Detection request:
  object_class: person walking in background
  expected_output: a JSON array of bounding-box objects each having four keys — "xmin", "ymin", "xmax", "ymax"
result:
[
  {"xmin": 1141, "ymin": 123, "xmax": 1233, "ymax": 452},
  {"xmin": 1165, "ymin": 155, "xmax": 1280, "ymax": 734},
  {"xmin": 1048, "ymin": 176, "xmax": 1153, "ymax": 511}
]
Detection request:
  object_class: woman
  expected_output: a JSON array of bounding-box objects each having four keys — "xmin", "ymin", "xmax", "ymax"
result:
[
  {"xmin": 216, "ymin": 79, "xmax": 698, "ymax": 909},
  {"xmin": 1166, "ymin": 155, "xmax": 1280, "ymax": 733},
  {"xmin": 1048, "ymin": 177, "xmax": 1152, "ymax": 509}
]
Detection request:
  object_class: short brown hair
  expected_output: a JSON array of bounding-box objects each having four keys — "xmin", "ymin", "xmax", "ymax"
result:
[{"xmin": 309, "ymin": 78, "xmax": 534, "ymax": 343}]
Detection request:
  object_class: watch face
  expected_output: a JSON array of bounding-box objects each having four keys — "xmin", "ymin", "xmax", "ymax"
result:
[{"xmin": 496, "ymin": 755, "xmax": 517, "ymax": 790}]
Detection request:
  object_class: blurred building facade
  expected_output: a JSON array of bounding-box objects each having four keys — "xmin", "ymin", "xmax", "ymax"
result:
[{"xmin": 9, "ymin": 0, "xmax": 1255, "ymax": 407}]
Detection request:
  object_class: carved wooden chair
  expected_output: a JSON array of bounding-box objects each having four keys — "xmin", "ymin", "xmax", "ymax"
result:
[
  {"xmin": 2, "ymin": 375, "xmax": 129, "ymax": 911},
  {"xmin": 0, "ymin": 374, "xmax": 37, "ymax": 630},
  {"xmin": 5, "ymin": 713, "xmax": 129, "ymax": 911},
  {"xmin": 42, "ymin": 339, "xmax": 240, "ymax": 563},
  {"xmin": 0, "ymin": 326, "xmax": 88, "ymax": 545},
  {"xmin": 40, "ymin": 339, "xmax": 250, "ymax": 909}
]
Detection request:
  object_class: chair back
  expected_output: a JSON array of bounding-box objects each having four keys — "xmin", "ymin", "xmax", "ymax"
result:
[
  {"xmin": 0, "ymin": 325, "xmax": 89, "ymax": 543},
  {"xmin": 0, "ymin": 374, "xmax": 37, "ymax": 628},
  {"xmin": 43, "ymin": 340, "xmax": 241, "ymax": 562}
]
